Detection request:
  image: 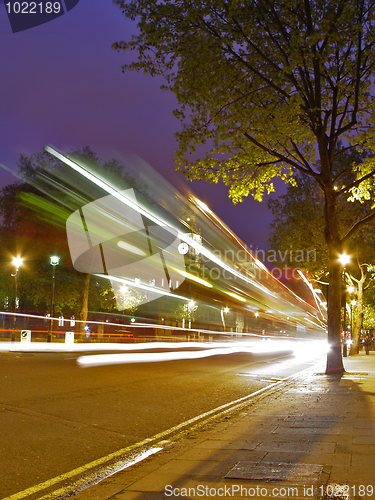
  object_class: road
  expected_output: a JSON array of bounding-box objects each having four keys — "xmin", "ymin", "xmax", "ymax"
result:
[{"xmin": 0, "ymin": 344, "xmax": 322, "ymax": 498}]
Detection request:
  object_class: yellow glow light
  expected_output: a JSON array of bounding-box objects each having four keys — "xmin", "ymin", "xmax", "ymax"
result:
[
  {"xmin": 194, "ymin": 198, "xmax": 210, "ymax": 212},
  {"xmin": 173, "ymin": 268, "xmax": 213, "ymax": 288},
  {"xmin": 225, "ymin": 292, "xmax": 246, "ymax": 302},
  {"xmin": 117, "ymin": 240, "xmax": 146, "ymax": 256},
  {"xmin": 12, "ymin": 256, "xmax": 23, "ymax": 268},
  {"xmin": 338, "ymin": 253, "xmax": 351, "ymax": 266}
]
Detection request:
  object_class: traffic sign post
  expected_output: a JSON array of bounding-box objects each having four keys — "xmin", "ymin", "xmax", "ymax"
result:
[{"xmin": 20, "ymin": 330, "xmax": 31, "ymax": 346}]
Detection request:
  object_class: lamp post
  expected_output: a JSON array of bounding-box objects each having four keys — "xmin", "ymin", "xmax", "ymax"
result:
[
  {"xmin": 11, "ymin": 256, "xmax": 23, "ymax": 341},
  {"xmin": 47, "ymin": 255, "xmax": 60, "ymax": 343},
  {"xmin": 350, "ymin": 298, "xmax": 357, "ymax": 345},
  {"xmin": 221, "ymin": 307, "xmax": 229, "ymax": 331},
  {"xmin": 338, "ymin": 253, "xmax": 351, "ymax": 336}
]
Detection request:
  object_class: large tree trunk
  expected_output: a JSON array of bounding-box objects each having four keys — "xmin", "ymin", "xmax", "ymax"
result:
[
  {"xmin": 326, "ymin": 249, "xmax": 344, "ymax": 374},
  {"xmin": 323, "ymin": 173, "xmax": 344, "ymax": 375}
]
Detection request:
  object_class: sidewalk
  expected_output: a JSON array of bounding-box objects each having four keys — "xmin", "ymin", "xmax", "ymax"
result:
[{"xmin": 74, "ymin": 353, "xmax": 375, "ymax": 500}]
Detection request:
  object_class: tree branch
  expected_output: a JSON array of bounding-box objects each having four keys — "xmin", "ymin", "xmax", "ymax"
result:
[
  {"xmin": 243, "ymin": 131, "xmax": 322, "ymax": 182},
  {"xmin": 342, "ymin": 211, "xmax": 375, "ymax": 244},
  {"xmin": 337, "ymin": 167, "xmax": 375, "ymax": 196}
]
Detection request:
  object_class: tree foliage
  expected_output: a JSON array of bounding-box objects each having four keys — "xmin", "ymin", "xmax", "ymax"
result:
[
  {"xmin": 268, "ymin": 174, "xmax": 327, "ymax": 278},
  {"xmin": 114, "ymin": 0, "xmax": 375, "ymax": 372},
  {"xmin": 114, "ymin": 0, "xmax": 375, "ymax": 197},
  {"xmin": 0, "ymin": 148, "xmax": 149, "ymax": 322},
  {"xmin": 268, "ymin": 149, "xmax": 375, "ymax": 275},
  {"xmin": 267, "ymin": 149, "xmax": 375, "ymax": 352}
]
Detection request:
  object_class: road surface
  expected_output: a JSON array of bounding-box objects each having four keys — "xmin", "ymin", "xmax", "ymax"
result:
[{"xmin": 0, "ymin": 344, "xmax": 322, "ymax": 498}]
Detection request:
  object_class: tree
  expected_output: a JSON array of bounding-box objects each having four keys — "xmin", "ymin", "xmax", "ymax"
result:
[
  {"xmin": 0, "ymin": 180, "xmax": 100, "ymax": 323},
  {"xmin": 0, "ymin": 148, "xmax": 150, "ymax": 329},
  {"xmin": 345, "ymin": 258, "xmax": 374, "ymax": 353},
  {"xmin": 115, "ymin": 284, "xmax": 145, "ymax": 315},
  {"xmin": 268, "ymin": 159, "xmax": 375, "ymax": 355},
  {"xmin": 114, "ymin": 0, "xmax": 375, "ymax": 373},
  {"xmin": 268, "ymin": 173, "xmax": 328, "ymax": 280},
  {"xmin": 174, "ymin": 300, "xmax": 199, "ymax": 326}
]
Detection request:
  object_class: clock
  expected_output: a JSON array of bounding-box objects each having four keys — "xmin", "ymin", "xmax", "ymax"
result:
[{"xmin": 178, "ymin": 242, "xmax": 189, "ymax": 255}]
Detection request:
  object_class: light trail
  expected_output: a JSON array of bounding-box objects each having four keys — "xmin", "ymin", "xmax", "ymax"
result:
[
  {"xmin": 42, "ymin": 146, "xmax": 326, "ymax": 333},
  {"xmin": 45, "ymin": 146, "xmax": 285, "ymax": 301},
  {"xmin": 2, "ymin": 151, "xmax": 326, "ymax": 334},
  {"xmin": 95, "ymin": 273, "xmax": 189, "ymax": 301},
  {"xmin": 0, "ymin": 310, "xmax": 316, "ymax": 343},
  {"xmin": 0, "ymin": 339, "xmax": 258, "ymax": 353},
  {"xmin": 191, "ymin": 194, "xmax": 319, "ymax": 308},
  {"xmin": 225, "ymin": 291, "xmax": 247, "ymax": 302},
  {"xmin": 76, "ymin": 339, "xmax": 328, "ymax": 367}
]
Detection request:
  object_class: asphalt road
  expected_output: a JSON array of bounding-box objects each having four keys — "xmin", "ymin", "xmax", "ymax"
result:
[{"xmin": 0, "ymin": 345, "xmax": 319, "ymax": 498}]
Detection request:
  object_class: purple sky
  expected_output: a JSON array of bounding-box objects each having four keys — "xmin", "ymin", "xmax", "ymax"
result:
[{"xmin": 0, "ymin": 1, "xmax": 281, "ymax": 250}]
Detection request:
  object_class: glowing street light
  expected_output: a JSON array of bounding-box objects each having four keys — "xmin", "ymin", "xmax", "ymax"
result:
[
  {"xmin": 48, "ymin": 255, "xmax": 60, "ymax": 343},
  {"xmin": 12, "ymin": 256, "xmax": 23, "ymax": 269},
  {"xmin": 338, "ymin": 253, "xmax": 351, "ymax": 266},
  {"xmin": 50, "ymin": 255, "xmax": 60, "ymax": 266},
  {"xmin": 11, "ymin": 256, "xmax": 23, "ymax": 341}
]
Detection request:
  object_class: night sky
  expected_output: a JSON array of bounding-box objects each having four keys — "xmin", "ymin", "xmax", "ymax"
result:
[{"xmin": 0, "ymin": 1, "xmax": 281, "ymax": 251}]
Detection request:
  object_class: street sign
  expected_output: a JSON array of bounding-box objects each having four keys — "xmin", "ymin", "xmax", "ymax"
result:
[{"xmin": 20, "ymin": 330, "xmax": 31, "ymax": 342}]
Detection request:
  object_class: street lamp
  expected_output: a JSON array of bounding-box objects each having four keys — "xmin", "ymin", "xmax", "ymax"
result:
[
  {"xmin": 47, "ymin": 255, "xmax": 60, "ymax": 343},
  {"xmin": 338, "ymin": 253, "xmax": 351, "ymax": 266},
  {"xmin": 11, "ymin": 256, "xmax": 23, "ymax": 341}
]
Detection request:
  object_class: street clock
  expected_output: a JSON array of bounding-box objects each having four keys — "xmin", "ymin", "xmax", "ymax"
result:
[{"xmin": 178, "ymin": 242, "xmax": 189, "ymax": 255}]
